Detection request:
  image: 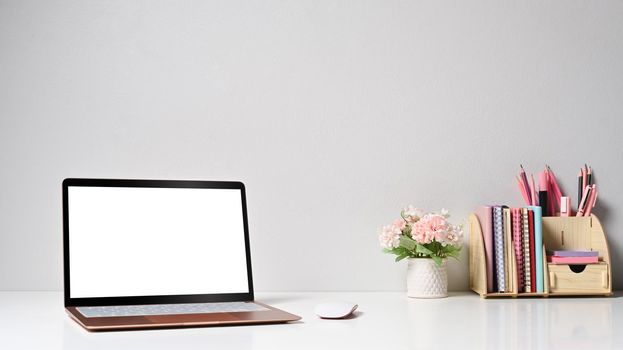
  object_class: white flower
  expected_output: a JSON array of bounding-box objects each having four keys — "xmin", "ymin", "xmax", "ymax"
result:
[
  {"xmin": 402, "ymin": 205, "xmax": 424, "ymax": 223},
  {"xmin": 444, "ymin": 225, "xmax": 463, "ymax": 244}
]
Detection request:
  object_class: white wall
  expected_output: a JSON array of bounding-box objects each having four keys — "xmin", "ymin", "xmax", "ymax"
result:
[{"xmin": 1, "ymin": 0, "xmax": 622, "ymax": 292}]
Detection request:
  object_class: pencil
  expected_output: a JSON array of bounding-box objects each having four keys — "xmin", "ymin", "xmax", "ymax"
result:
[
  {"xmin": 530, "ymin": 174, "xmax": 538, "ymax": 206},
  {"xmin": 546, "ymin": 165, "xmax": 563, "ymax": 213},
  {"xmin": 517, "ymin": 176, "xmax": 530, "ymax": 205},
  {"xmin": 520, "ymin": 165, "xmax": 531, "ymax": 205},
  {"xmin": 578, "ymin": 169, "xmax": 583, "ymax": 208}
]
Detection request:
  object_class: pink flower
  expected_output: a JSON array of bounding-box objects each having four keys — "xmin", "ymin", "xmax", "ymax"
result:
[
  {"xmin": 392, "ymin": 218, "xmax": 406, "ymax": 231},
  {"xmin": 378, "ymin": 218, "xmax": 406, "ymax": 249},
  {"xmin": 411, "ymin": 221, "xmax": 431, "ymax": 244},
  {"xmin": 426, "ymin": 214, "xmax": 448, "ymax": 230},
  {"xmin": 379, "ymin": 207, "xmax": 463, "ymax": 258},
  {"xmin": 411, "ymin": 214, "xmax": 448, "ymax": 244}
]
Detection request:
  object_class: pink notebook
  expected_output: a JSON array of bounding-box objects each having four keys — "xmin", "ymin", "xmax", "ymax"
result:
[
  {"xmin": 511, "ymin": 208, "xmax": 524, "ymax": 291},
  {"xmin": 548, "ymin": 256, "xmax": 598, "ymax": 264},
  {"xmin": 475, "ymin": 206, "xmax": 494, "ymax": 292}
]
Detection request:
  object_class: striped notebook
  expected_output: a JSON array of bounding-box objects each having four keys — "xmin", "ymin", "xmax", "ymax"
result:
[
  {"xmin": 522, "ymin": 208, "xmax": 531, "ymax": 293},
  {"xmin": 493, "ymin": 206, "xmax": 505, "ymax": 292},
  {"xmin": 511, "ymin": 208, "xmax": 524, "ymax": 292}
]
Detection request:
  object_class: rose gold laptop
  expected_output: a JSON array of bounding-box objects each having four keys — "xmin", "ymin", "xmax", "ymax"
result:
[{"xmin": 63, "ymin": 179, "xmax": 300, "ymax": 331}]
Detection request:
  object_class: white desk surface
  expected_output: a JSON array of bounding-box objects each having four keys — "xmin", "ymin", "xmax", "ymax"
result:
[{"xmin": 1, "ymin": 291, "xmax": 622, "ymax": 350}]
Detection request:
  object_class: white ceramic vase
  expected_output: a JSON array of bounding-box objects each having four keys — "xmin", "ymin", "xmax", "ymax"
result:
[{"xmin": 406, "ymin": 258, "xmax": 448, "ymax": 298}]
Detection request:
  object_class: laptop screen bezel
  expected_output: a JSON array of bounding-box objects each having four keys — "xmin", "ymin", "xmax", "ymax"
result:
[{"xmin": 62, "ymin": 178, "xmax": 255, "ymax": 307}]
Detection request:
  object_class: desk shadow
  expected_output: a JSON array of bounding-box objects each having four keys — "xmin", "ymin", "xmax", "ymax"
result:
[
  {"xmin": 343, "ymin": 310, "xmax": 363, "ymax": 320},
  {"xmin": 62, "ymin": 318, "xmax": 254, "ymax": 350},
  {"xmin": 317, "ymin": 311, "xmax": 363, "ymax": 320}
]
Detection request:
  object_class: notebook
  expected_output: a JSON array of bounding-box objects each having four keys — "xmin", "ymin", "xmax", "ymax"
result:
[
  {"xmin": 475, "ymin": 206, "xmax": 495, "ymax": 292},
  {"xmin": 62, "ymin": 178, "xmax": 301, "ymax": 331},
  {"xmin": 548, "ymin": 256, "xmax": 598, "ymax": 264},
  {"xmin": 527, "ymin": 206, "xmax": 544, "ymax": 293},
  {"xmin": 511, "ymin": 208, "xmax": 524, "ymax": 291},
  {"xmin": 528, "ymin": 209, "xmax": 536, "ymax": 293},
  {"xmin": 503, "ymin": 207, "xmax": 513, "ymax": 293},
  {"xmin": 521, "ymin": 208, "xmax": 531, "ymax": 293},
  {"xmin": 548, "ymin": 250, "xmax": 599, "ymax": 257},
  {"xmin": 493, "ymin": 206, "xmax": 505, "ymax": 292}
]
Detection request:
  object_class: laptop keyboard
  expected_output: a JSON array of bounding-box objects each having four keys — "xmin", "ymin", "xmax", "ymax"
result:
[{"xmin": 77, "ymin": 302, "xmax": 269, "ymax": 318}]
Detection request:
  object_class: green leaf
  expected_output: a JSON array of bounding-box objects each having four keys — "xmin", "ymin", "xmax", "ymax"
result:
[
  {"xmin": 384, "ymin": 246, "xmax": 413, "ymax": 261},
  {"xmin": 399, "ymin": 235, "xmax": 416, "ymax": 250},
  {"xmin": 441, "ymin": 244, "xmax": 462, "ymax": 259},
  {"xmin": 395, "ymin": 247, "xmax": 406, "ymax": 256},
  {"xmin": 415, "ymin": 244, "xmax": 433, "ymax": 256},
  {"xmin": 431, "ymin": 255, "xmax": 442, "ymax": 266},
  {"xmin": 395, "ymin": 253, "xmax": 409, "ymax": 262}
]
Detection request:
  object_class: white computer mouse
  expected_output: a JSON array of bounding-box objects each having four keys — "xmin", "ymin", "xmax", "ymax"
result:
[{"xmin": 314, "ymin": 301, "xmax": 358, "ymax": 319}]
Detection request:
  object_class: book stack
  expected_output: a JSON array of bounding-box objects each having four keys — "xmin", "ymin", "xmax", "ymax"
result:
[
  {"xmin": 547, "ymin": 250, "xmax": 599, "ymax": 264},
  {"xmin": 475, "ymin": 205, "xmax": 543, "ymax": 293}
]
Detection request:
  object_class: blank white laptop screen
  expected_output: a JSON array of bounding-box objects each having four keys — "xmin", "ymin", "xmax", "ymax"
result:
[{"xmin": 68, "ymin": 186, "xmax": 250, "ymax": 298}]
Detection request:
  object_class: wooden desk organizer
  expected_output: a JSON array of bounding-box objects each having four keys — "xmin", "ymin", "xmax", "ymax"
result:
[{"xmin": 469, "ymin": 213, "xmax": 612, "ymax": 297}]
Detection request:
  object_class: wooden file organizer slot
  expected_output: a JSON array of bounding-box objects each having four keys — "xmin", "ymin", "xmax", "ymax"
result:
[{"xmin": 469, "ymin": 214, "xmax": 612, "ymax": 298}]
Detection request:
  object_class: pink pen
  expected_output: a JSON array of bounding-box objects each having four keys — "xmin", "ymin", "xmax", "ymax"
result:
[
  {"xmin": 584, "ymin": 185, "xmax": 598, "ymax": 216},
  {"xmin": 576, "ymin": 186, "xmax": 591, "ymax": 217}
]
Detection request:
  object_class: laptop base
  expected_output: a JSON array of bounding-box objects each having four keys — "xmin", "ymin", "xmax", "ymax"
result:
[{"xmin": 66, "ymin": 302, "xmax": 301, "ymax": 331}]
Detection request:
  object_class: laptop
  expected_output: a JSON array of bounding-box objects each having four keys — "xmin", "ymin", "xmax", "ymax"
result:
[{"xmin": 62, "ymin": 178, "xmax": 300, "ymax": 331}]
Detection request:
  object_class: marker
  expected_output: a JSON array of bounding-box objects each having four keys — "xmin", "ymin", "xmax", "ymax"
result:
[
  {"xmin": 560, "ymin": 196, "xmax": 571, "ymax": 216},
  {"xmin": 538, "ymin": 171, "xmax": 549, "ymax": 216}
]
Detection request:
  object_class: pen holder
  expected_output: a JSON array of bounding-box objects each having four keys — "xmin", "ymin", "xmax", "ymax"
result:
[{"xmin": 469, "ymin": 214, "xmax": 612, "ymax": 298}]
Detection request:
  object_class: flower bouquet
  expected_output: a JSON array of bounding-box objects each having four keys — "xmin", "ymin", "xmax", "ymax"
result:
[{"xmin": 378, "ymin": 206, "xmax": 463, "ymax": 266}]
